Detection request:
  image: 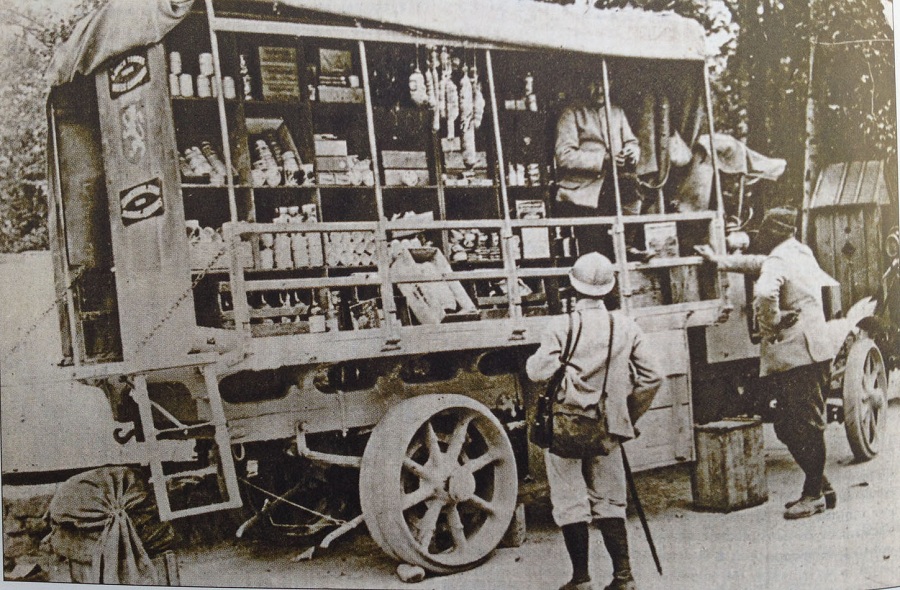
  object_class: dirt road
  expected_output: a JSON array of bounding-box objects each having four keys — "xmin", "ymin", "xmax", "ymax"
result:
[{"xmin": 176, "ymin": 402, "xmax": 900, "ymax": 590}]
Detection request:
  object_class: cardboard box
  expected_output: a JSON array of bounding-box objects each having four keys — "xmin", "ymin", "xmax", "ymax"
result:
[
  {"xmin": 382, "ymin": 150, "xmax": 428, "ymax": 169},
  {"xmin": 444, "ymin": 150, "xmax": 488, "ymax": 170},
  {"xmin": 384, "ymin": 169, "xmax": 430, "ymax": 187},
  {"xmin": 315, "ymin": 139, "xmax": 348, "ymax": 156},
  {"xmin": 316, "ymin": 171, "xmax": 352, "ymax": 185},
  {"xmin": 516, "ymin": 200, "xmax": 550, "ymax": 259},
  {"xmin": 246, "ymin": 117, "xmax": 299, "ymax": 157},
  {"xmin": 317, "ymin": 85, "xmax": 364, "ymax": 103},
  {"xmin": 390, "ymin": 247, "xmax": 477, "ymax": 325}
]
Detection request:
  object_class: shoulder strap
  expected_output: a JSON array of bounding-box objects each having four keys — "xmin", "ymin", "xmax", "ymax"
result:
[
  {"xmin": 562, "ymin": 311, "xmax": 584, "ymax": 366},
  {"xmin": 558, "ymin": 312, "xmax": 575, "ymax": 365},
  {"xmin": 600, "ymin": 313, "xmax": 615, "ymax": 396}
]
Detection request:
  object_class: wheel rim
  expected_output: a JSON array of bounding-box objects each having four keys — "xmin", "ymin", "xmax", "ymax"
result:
[
  {"xmin": 843, "ymin": 339, "xmax": 888, "ymax": 460},
  {"xmin": 360, "ymin": 394, "xmax": 517, "ymax": 573}
]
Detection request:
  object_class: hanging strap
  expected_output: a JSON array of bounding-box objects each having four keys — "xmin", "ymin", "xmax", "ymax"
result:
[{"xmin": 560, "ymin": 310, "xmax": 584, "ymax": 369}]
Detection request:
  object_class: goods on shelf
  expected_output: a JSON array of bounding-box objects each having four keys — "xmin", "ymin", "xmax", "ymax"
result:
[
  {"xmin": 507, "ymin": 161, "xmax": 542, "ymax": 187},
  {"xmin": 442, "ymin": 138, "xmax": 491, "ymax": 186},
  {"xmin": 315, "ymin": 47, "xmax": 363, "ymax": 103},
  {"xmin": 247, "ymin": 118, "xmax": 311, "ymax": 187},
  {"xmin": 449, "ymin": 229, "xmax": 502, "ymax": 262},
  {"xmin": 314, "ymin": 134, "xmax": 373, "ymax": 186},
  {"xmin": 258, "ymin": 205, "xmax": 324, "ymax": 270},
  {"xmin": 168, "ymin": 51, "xmax": 235, "ymax": 99},
  {"xmin": 503, "ymin": 72, "xmax": 539, "ymax": 112},
  {"xmin": 382, "ymin": 150, "xmax": 429, "ymax": 187},
  {"xmin": 258, "ymin": 46, "xmax": 300, "ymax": 101},
  {"xmin": 324, "ymin": 231, "xmax": 376, "ymax": 267},
  {"xmin": 180, "ymin": 142, "xmax": 234, "ymax": 185},
  {"xmin": 390, "ymin": 247, "xmax": 478, "ymax": 325}
]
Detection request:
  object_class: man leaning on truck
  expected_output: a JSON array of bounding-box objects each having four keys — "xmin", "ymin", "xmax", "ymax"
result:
[{"xmin": 696, "ymin": 207, "xmax": 837, "ymax": 519}]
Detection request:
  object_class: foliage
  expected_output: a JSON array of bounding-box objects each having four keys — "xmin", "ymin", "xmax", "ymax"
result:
[{"xmin": 0, "ymin": 0, "xmax": 104, "ymax": 253}]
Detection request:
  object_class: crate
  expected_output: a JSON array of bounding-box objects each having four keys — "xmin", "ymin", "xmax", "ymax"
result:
[
  {"xmin": 691, "ymin": 418, "xmax": 768, "ymax": 512},
  {"xmin": 390, "ymin": 247, "xmax": 477, "ymax": 325}
]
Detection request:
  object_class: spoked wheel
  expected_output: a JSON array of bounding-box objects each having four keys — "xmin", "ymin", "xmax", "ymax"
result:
[
  {"xmin": 843, "ymin": 338, "xmax": 889, "ymax": 461},
  {"xmin": 359, "ymin": 394, "xmax": 518, "ymax": 574}
]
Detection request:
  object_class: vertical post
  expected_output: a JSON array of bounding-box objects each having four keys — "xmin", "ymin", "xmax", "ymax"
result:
[
  {"xmin": 358, "ymin": 40, "xmax": 400, "ymax": 342},
  {"xmin": 801, "ymin": 34, "xmax": 818, "ymax": 243},
  {"xmin": 486, "ymin": 49, "xmax": 521, "ymax": 322},
  {"xmin": 204, "ymin": 0, "xmax": 238, "ymax": 222},
  {"xmin": 601, "ymin": 59, "xmax": 631, "ymax": 312},
  {"xmin": 702, "ymin": 64, "xmax": 729, "ymax": 307},
  {"xmin": 48, "ymin": 104, "xmax": 83, "ymax": 365}
]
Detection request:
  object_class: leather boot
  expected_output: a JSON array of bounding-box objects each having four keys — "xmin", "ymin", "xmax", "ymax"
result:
[
  {"xmin": 785, "ymin": 478, "xmax": 835, "ymax": 510},
  {"xmin": 597, "ymin": 518, "xmax": 636, "ymax": 590},
  {"xmin": 560, "ymin": 522, "xmax": 591, "ymax": 589}
]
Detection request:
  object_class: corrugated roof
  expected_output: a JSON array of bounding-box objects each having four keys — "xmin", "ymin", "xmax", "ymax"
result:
[{"xmin": 809, "ymin": 161, "xmax": 891, "ymax": 209}]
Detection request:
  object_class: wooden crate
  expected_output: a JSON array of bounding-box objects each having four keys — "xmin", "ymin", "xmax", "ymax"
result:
[{"xmin": 691, "ymin": 418, "xmax": 767, "ymax": 512}]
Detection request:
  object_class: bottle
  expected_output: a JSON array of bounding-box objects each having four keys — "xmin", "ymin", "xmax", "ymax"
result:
[{"xmin": 239, "ymin": 54, "xmax": 254, "ymax": 100}]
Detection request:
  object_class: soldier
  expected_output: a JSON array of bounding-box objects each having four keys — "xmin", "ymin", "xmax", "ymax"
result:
[
  {"xmin": 526, "ymin": 253, "xmax": 663, "ymax": 590},
  {"xmin": 696, "ymin": 207, "xmax": 837, "ymax": 518}
]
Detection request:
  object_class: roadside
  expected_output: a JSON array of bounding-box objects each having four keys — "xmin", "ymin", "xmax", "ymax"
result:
[{"xmin": 171, "ymin": 401, "xmax": 900, "ymax": 590}]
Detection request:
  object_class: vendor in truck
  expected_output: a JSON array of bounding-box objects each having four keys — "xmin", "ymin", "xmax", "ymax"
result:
[{"xmin": 554, "ymin": 77, "xmax": 649, "ymax": 260}]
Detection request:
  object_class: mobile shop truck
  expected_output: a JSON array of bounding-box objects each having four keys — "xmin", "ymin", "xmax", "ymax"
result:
[{"xmin": 44, "ymin": 0, "xmax": 894, "ymax": 573}]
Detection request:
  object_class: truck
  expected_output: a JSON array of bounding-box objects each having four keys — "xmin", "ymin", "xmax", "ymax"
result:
[{"xmin": 41, "ymin": 0, "xmax": 895, "ymax": 574}]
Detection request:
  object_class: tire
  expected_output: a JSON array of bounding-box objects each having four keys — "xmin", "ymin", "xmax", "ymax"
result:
[
  {"xmin": 842, "ymin": 338, "xmax": 888, "ymax": 461},
  {"xmin": 359, "ymin": 394, "xmax": 518, "ymax": 574}
]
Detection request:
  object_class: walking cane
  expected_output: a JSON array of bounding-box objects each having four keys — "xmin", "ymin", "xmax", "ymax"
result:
[{"xmin": 621, "ymin": 445, "xmax": 663, "ymax": 575}]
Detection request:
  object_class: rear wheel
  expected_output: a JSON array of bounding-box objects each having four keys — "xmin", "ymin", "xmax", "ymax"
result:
[
  {"xmin": 842, "ymin": 338, "xmax": 888, "ymax": 461},
  {"xmin": 359, "ymin": 394, "xmax": 518, "ymax": 574}
]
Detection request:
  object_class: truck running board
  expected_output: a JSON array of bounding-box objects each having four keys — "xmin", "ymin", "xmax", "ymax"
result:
[{"xmin": 131, "ymin": 367, "xmax": 242, "ymax": 520}]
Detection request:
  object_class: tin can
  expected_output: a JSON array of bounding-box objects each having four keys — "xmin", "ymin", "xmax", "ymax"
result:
[
  {"xmin": 179, "ymin": 73, "xmax": 194, "ymax": 97},
  {"xmin": 196, "ymin": 75, "xmax": 212, "ymax": 98},
  {"xmin": 169, "ymin": 73, "xmax": 181, "ymax": 97},
  {"xmin": 169, "ymin": 51, "xmax": 182, "ymax": 75},
  {"xmin": 222, "ymin": 76, "xmax": 237, "ymax": 99},
  {"xmin": 199, "ymin": 52, "xmax": 214, "ymax": 76}
]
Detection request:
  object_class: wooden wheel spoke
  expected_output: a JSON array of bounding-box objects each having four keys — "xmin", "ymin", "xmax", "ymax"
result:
[
  {"xmin": 464, "ymin": 450, "xmax": 501, "ymax": 474},
  {"xmin": 447, "ymin": 505, "xmax": 469, "ymax": 550},
  {"xmin": 404, "ymin": 484, "xmax": 436, "ymax": 510},
  {"xmin": 403, "ymin": 457, "xmax": 431, "ymax": 481},
  {"xmin": 424, "ymin": 421, "xmax": 443, "ymax": 466},
  {"xmin": 465, "ymin": 493, "xmax": 496, "ymax": 515},
  {"xmin": 416, "ymin": 498, "xmax": 445, "ymax": 548},
  {"xmin": 446, "ymin": 415, "xmax": 475, "ymax": 466}
]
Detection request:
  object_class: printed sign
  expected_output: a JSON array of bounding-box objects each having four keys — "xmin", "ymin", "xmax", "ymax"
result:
[
  {"xmin": 120, "ymin": 179, "xmax": 164, "ymax": 226},
  {"xmin": 120, "ymin": 102, "xmax": 147, "ymax": 164},
  {"xmin": 108, "ymin": 52, "xmax": 150, "ymax": 98}
]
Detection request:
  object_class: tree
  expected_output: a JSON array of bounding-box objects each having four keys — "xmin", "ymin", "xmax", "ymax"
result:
[{"xmin": 0, "ymin": 0, "xmax": 103, "ymax": 252}]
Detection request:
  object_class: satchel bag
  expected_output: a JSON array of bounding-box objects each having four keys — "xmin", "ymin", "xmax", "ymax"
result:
[
  {"xmin": 550, "ymin": 314, "xmax": 616, "ymax": 459},
  {"xmin": 529, "ymin": 312, "xmax": 582, "ymax": 449}
]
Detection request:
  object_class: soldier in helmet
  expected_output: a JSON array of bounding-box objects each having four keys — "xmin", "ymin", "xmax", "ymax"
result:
[
  {"xmin": 695, "ymin": 207, "xmax": 837, "ymax": 518},
  {"xmin": 526, "ymin": 252, "xmax": 663, "ymax": 590}
]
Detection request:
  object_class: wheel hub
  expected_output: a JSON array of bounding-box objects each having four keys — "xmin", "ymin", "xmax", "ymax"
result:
[{"xmin": 447, "ymin": 468, "xmax": 477, "ymax": 502}]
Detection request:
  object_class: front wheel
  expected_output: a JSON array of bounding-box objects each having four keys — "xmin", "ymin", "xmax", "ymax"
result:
[
  {"xmin": 359, "ymin": 394, "xmax": 518, "ymax": 574},
  {"xmin": 842, "ymin": 338, "xmax": 889, "ymax": 461}
]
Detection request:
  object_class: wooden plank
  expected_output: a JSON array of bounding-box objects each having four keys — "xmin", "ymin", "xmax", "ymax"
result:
[
  {"xmin": 812, "ymin": 213, "xmax": 836, "ymax": 280},
  {"xmin": 863, "ymin": 208, "xmax": 883, "ymax": 299},
  {"xmin": 95, "ymin": 43, "xmax": 195, "ymax": 365}
]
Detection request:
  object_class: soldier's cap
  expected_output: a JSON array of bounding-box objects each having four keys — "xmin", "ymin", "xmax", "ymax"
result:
[
  {"xmin": 569, "ymin": 252, "xmax": 616, "ymax": 297},
  {"xmin": 760, "ymin": 206, "xmax": 798, "ymax": 239}
]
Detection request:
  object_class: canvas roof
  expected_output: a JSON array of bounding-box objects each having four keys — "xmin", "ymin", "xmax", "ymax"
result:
[{"xmin": 48, "ymin": 0, "xmax": 707, "ymax": 86}]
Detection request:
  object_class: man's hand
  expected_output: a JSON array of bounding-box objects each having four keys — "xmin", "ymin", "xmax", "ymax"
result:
[
  {"xmin": 616, "ymin": 145, "xmax": 638, "ymax": 167},
  {"xmin": 693, "ymin": 244, "xmax": 718, "ymax": 262}
]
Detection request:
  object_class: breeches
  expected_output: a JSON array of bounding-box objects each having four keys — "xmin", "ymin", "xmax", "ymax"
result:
[{"xmin": 544, "ymin": 443, "xmax": 627, "ymax": 526}]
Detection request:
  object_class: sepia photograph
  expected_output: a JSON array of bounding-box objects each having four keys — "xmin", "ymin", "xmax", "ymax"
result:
[{"xmin": 0, "ymin": 1, "xmax": 898, "ymax": 589}]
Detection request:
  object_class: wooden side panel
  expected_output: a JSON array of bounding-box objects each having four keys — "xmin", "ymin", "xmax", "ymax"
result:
[
  {"xmin": 863, "ymin": 208, "xmax": 884, "ymax": 298},
  {"xmin": 95, "ymin": 43, "xmax": 194, "ymax": 365},
  {"xmin": 624, "ymin": 329, "xmax": 694, "ymax": 471},
  {"xmin": 812, "ymin": 212, "xmax": 836, "ymax": 281}
]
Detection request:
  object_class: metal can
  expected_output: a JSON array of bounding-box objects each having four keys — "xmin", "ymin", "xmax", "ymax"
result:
[
  {"xmin": 169, "ymin": 51, "xmax": 182, "ymax": 75},
  {"xmin": 179, "ymin": 73, "xmax": 194, "ymax": 97},
  {"xmin": 199, "ymin": 52, "xmax": 214, "ymax": 76},
  {"xmin": 196, "ymin": 75, "xmax": 212, "ymax": 98},
  {"xmin": 222, "ymin": 76, "xmax": 237, "ymax": 100},
  {"xmin": 169, "ymin": 73, "xmax": 181, "ymax": 97}
]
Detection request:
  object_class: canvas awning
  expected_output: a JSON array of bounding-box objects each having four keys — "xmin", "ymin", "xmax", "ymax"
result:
[
  {"xmin": 266, "ymin": 0, "xmax": 707, "ymax": 61},
  {"xmin": 48, "ymin": 0, "xmax": 706, "ymax": 88}
]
